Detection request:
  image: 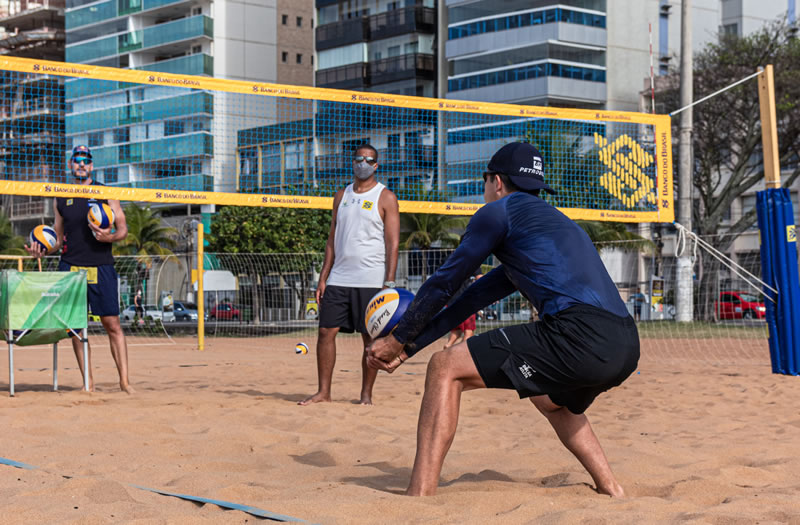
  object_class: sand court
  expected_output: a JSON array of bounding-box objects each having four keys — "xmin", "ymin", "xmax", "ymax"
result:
[{"xmin": 1, "ymin": 336, "xmax": 799, "ymax": 524}]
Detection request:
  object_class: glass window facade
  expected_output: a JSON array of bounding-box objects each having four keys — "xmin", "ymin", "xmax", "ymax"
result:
[
  {"xmin": 449, "ymin": 7, "xmax": 605, "ymax": 40},
  {"xmin": 448, "ymin": 62, "xmax": 606, "ymax": 92}
]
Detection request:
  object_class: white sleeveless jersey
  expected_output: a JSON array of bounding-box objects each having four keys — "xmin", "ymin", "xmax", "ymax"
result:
[{"xmin": 326, "ymin": 182, "xmax": 387, "ymax": 288}]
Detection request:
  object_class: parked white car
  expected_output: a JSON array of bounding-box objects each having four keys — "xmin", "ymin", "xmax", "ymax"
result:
[{"xmin": 121, "ymin": 304, "xmax": 174, "ymax": 322}]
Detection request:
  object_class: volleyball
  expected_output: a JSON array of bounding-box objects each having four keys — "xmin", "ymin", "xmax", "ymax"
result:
[
  {"xmin": 28, "ymin": 225, "xmax": 57, "ymax": 254},
  {"xmin": 295, "ymin": 342, "xmax": 309, "ymax": 355},
  {"xmin": 87, "ymin": 202, "xmax": 114, "ymax": 229},
  {"xmin": 364, "ymin": 288, "xmax": 415, "ymax": 339}
]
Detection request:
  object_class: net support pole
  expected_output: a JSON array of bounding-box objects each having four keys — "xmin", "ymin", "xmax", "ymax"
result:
[
  {"xmin": 758, "ymin": 65, "xmax": 781, "ymax": 190},
  {"xmin": 675, "ymin": 0, "xmax": 694, "ymax": 322},
  {"xmin": 435, "ymin": 0, "xmax": 448, "ymax": 193},
  {"xmin": 197, "ymin": 223, "xmax": 205, "ymax": 352}
]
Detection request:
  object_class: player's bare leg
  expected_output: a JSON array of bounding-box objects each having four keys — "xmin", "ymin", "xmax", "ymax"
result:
[
  {"xmin": 443, "ymin": 330, "xmax": 460, "ymax": 349},
  {"xmin": 407, "ymin": 343, "xmax": 485, "ymax": 496},
  {"xmin": 102, "ymin": 315, "xmax": 135, "ymax": 394},
  {"xmin": 70, "ymin": 335, "xmax": 94, "ymax": 392},
  {"xmin": 530, "ymin": 395, "xmax": 624, "ymax": 497},
  {"xmin": 359, "ymin": 332, "xmax": 378, "ymax": 405},
  {"xmin": 299, "ymin": 326, "xmax": 339, "ymax": 405}
]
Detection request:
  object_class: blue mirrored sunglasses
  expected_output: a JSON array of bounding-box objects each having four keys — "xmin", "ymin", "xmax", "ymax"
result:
[{"xmin": 72, "ymin": 157, "xmax": 92, "ymax": 165}]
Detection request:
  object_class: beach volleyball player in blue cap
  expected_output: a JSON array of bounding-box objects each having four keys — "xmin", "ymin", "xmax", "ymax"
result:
[{"xmin": 368, "ymin": 141, "xmax": 639, "ymax": 497}]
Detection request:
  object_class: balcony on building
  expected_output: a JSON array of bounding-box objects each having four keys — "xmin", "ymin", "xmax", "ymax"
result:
[
  {"xmin": 65, "ymin": 14, "xmax": 213, "ymax": 63},
  {"xmin": 315, "ymin": 62, "xmax": 368, "ymax": 90},
  {"xmin": 316, "ymin": 53, "xmax": 434, "ymax": 89},
  {"xmin": 370, "ymin": 53, "xmax": 434, "ymax": 85},
  {"xmin": 0, "ymin": 0, "xmax": 65, "ymax": 60},
  {"xmin": 369, "ymin": 5, "xmax": 435, "ymax": 40},
  {"xmin": 67, "ymin": 0, "xmax": 195, "ymax": 30},
  {"xmin": 316, "ymin": 5, "xmax": 435, "ymax": 50}
]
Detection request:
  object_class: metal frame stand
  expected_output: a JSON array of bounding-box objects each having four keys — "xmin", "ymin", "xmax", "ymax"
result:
[{"xmin": 6, "ymin": 328, "xmax": 89, "ymax": 397}]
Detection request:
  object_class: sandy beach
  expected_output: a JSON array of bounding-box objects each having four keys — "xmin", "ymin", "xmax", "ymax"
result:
[{"xmin": 1, "ymin": 335, "xmax": 798, "ymax": 524}]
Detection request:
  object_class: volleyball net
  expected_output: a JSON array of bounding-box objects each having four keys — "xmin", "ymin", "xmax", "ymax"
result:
[
  {"xmin": 0, "ymin": 243, "xmax": 769, "ymax": 367},
  {"xmin": 1, "ymin": 56, "xmax": 673, "ymax": 221}
]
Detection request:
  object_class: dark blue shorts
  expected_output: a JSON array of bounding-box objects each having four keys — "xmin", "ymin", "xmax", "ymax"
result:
[{"xmin": 59, "ymin": 261, "xmax": 120, "ymax": 317}]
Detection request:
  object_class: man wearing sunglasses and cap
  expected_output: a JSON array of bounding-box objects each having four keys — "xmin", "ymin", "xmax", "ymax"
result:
[
  {"xmin": 367, "ymin": 142, "xmax": 639, "ymax": 497},
  {"xmin": 24, "ymin": 145, "xmax": 134, "ymax": 394},
  {"xmin": 299, "ymin": 144, "xmax": 400, "ymax": 406}
]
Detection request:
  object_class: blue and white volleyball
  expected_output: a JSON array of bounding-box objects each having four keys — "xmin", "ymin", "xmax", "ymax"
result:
[
  {"xmin": 364, "ymin": 288, "xmax": 415, "ymax": 339},
  {"xmin": 29, "ymin": 225, "xmax": 57, "ymax": 254},
  {"xmin": 87, "ymin": 202, "xmax": 114, "ymax": 229},
  {"xmin": 295, "ymin": 342, "xmax": 309, "ymax": 355}
]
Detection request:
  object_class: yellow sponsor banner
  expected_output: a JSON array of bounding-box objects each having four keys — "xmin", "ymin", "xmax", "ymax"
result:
[
  {"xmin": 0, "ymin": 56, "xmax": 669, "ymax": 125},
  {"xmin": 2, "ymin": 181, "xmax": 666, "ymax": 222},
  {"xmin": 0, "ymin": 181, "xmax": 334, "ymax": 209},
  {"xmin": 654, "ymin": 123, "xmax": 675, "ymax": 223}
]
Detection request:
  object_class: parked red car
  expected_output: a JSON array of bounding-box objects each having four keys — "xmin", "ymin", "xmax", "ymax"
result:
[
  {"xmin": 208, "ymin": 303, "xmax": 240, "ymax": 320},
  {"xmin": 716, "ymin": 291, "xmax": 766, "ymax": 320}
]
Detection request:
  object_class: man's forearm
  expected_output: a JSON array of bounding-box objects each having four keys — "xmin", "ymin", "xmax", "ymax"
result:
[{"xmin": 384, "ymin": 245, "xmax": 398, "ymax": 281}]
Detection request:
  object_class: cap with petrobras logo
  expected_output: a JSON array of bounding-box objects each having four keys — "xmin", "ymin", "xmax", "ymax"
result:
[
  {"xmin": 487, "ymin": 142, "xmax": 556, "ymax": 195},
  {"xmin": 71, "ymin": 145, "xmax": 92, "ymax": 159}
]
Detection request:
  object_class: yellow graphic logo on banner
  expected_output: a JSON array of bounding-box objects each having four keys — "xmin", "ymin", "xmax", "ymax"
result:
[
  {"xmin": 595, "ymin": 134, "xmax": 656, "ymax": 209},
  {"xmin": 787, "ymin": 225, "xmax": 796, "ymax": 243}
]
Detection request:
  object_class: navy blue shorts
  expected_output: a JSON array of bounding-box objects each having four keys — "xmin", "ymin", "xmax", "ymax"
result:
[
  {"xmin": 467, "ymin": 305, "xmax": 640, "ymax": 414},
  {"xmin": 319, "ymin": 285, "xmax": 381, "ymax": 334},
  {"xmin": 59, "ymin": 261, "xmax": 120, "ymax": 317}
]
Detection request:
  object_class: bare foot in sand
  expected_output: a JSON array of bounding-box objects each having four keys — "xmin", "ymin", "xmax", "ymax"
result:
[
  {"xmin": 121, "ymin": 382, "xmax": 136, "ymax": 394},
  {"xmin": 596, "ymin": 482, "xmax": 625, "ymax": 498},
  {"xmin": 298, "ymin": 392, "xmax": 331, "ymax": 406},
  {"xmin": 359, "ymin": 395, "xmax": 373, "ymax": 405}
]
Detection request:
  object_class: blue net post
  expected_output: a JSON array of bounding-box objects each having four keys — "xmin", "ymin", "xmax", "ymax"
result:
[{"xmin": 756, "ymin": 188, "xmax": 800, "ymax": 375}]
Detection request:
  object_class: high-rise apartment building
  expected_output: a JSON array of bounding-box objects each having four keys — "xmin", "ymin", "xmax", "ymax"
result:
[
  {"xmin": 63, "ymin": 0, "xmax": 313, "ymax": 223},
  {"xmin": 0, "ymin": 0, "xmax": 65, "ymax": 235},
  {"xmin": 315, "ymin": 0, "xmax": 436, "ymax": 96},
  {"xmin": 445, "ymin": 0, "xmax": 795, "ymax": 112},
  {"xmin": 446, "ymin": 0, "xmax": 607, "ymax": 108}
]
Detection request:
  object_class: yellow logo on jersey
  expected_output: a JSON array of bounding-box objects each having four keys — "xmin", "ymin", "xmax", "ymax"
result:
[
  {"xmin": 787, "ymin": 225, "xmax": 796, "ymax": 243},
  {"xmin": 67, "ymin": 199, "xmax": 73, "ymax": 206},
  {"xmin": 362, "ymin": 200, "xmax": 373, "ymax": 210}
]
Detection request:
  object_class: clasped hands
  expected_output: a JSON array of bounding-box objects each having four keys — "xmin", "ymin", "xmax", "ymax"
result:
[{"xmin": 366, "ymin": 334, "xmax": 408, "ymax": 373}]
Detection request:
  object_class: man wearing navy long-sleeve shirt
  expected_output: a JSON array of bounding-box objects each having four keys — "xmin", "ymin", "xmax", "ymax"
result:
[{"xmin": 367, "ymin": 142, "xmax": 639, "ymax": 498}]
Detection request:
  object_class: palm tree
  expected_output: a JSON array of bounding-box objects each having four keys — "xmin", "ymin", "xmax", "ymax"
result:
[
  {"xmin": 576, "ymin": 221, "xmax": 654, "ymax": 254},
  {"xmin": 0, "ymin": 209, "xmax": 25, "ymax": 256},
  {"xmin": 400, "ymin": 213, "xmax": 470, "ymax": 280},
  {"xmin": 113, "ymin": 203, "xmax": 179, "ymax": 297},
  {"xmin": 113, "ymin": 203, "xmax": 178, "ymax": 258}
]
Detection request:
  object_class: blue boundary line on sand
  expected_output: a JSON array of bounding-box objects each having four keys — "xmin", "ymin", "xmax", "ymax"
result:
[{"xmin": 0, "ymin": 456, "xmax": 312, "ymax": 523}]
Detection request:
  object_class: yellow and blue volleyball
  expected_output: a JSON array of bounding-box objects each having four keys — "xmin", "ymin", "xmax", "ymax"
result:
[
  {"xmin": 87, "ymin": 202, "xmax": 114, "ymax": 229},
  {"xmin": 364, "ymin": 288, "xmax": 415, "ymax": 339},
  {"xmin": 28, "ymin": 224, "xmax": 57, "ymax": 254},
  {"xmin": 295, "ymin": 342, "xmax": 309, "ymax": 355}
]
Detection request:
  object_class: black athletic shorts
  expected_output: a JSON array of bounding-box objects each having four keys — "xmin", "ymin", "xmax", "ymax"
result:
[
  {"xmin": 319, "ymin": 284, "xmax": 382, "ymax": 334},
  {"xmin": 466, "ymin": 305, "xmax": 639, "ymax": 414}
]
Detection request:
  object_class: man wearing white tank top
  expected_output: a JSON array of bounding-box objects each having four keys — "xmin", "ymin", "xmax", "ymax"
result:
[{"xmin": 299, "ymin": 144, "xmax": 399, "ymax": 406}]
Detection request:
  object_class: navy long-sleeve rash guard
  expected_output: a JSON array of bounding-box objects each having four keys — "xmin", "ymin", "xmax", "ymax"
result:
[{"xmin": 392, "ymin": 191, "xmax": 629, "ymax": 357}]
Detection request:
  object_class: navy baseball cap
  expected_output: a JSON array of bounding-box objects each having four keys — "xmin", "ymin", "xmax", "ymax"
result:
[
  {"xmin": 71, "ymin": 145, "xmax": 92, "ymax": 159},
  {"xmin": 487, "ymin": 142, "xmax": 556, "ymax": 195}
]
